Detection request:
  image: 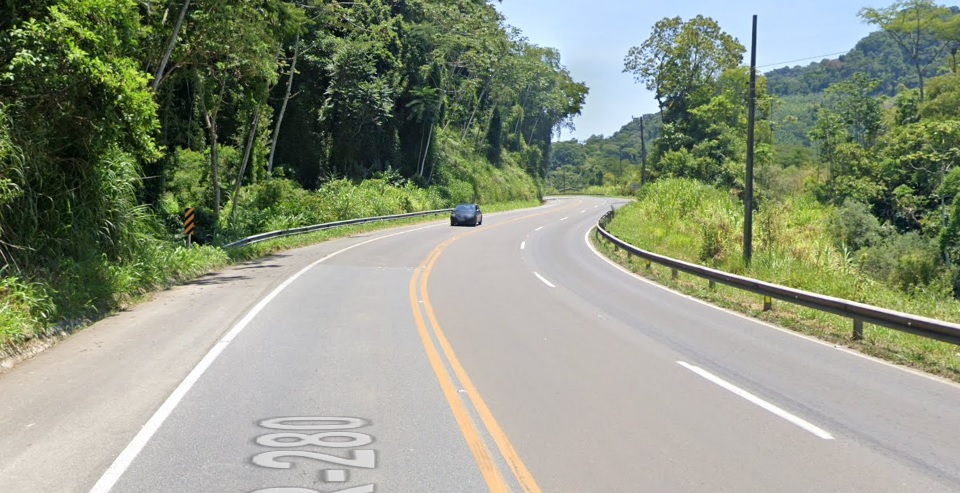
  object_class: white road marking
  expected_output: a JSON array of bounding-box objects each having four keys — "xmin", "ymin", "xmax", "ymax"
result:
[
  {"xmin": 535, "ymin": 226, "xmax": 544, "ymax": 231},
  {"xmin": 560, "ymin": 217, "xmax": 569, "ymax": 221},
  {"xmin": 583, "ymin": 227, "xmax": 960, "ymax": 391},
  {"xmin": 677, "ymin": 361, "xmax": 835, "ymax": 440},
  {"xmin": 324, "ymin": 469, "xmax": 348, "ymax": 482},
  {"xmin": 520, "ymin": 241, "xmax": 526, "ymax": 250},
  {"xmin": 88, "ymin": 224, "xmax": 439, "ymax": 493},
  {"xmin": 534, "ymin": 272, "xmax": 556, "ymax": 288},
  {"xmin": 581, "ymin": 210, "xmax": 587, "ymax": 213}
]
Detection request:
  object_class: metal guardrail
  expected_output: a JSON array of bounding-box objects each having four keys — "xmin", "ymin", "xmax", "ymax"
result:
[
  {"xmin": 596, "ymin": 209, "xmax": 960, "ymax": 346},
  {"xmin": 222, "ymin": 208, "xmax": 452, "ymax": 249}
]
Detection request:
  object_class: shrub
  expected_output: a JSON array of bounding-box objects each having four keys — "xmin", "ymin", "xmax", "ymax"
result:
[
  {"xmin": 859, "ymin": 232, "xmax": 940, "ymax": 291},
  {"xmin": 829, "ymin": 200, "xmax": 882, "ymax": 251}
]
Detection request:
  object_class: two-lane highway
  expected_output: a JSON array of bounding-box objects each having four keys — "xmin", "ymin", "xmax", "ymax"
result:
[
  {"xmin": 430, "ymin": 197, "xmax": 960, "ymax": 492},
  {"xmin": 2, "ymin": 197, "xmax": 960, "ymax": 492}
]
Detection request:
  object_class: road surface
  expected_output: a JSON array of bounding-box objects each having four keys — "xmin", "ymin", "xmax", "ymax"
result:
[{"xmin": 2, "ymin": 197, "xmax": 960, "ymax": 492}]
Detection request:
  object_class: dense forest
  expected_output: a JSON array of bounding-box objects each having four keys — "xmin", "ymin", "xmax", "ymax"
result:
[
  {"xmin": 553, "ymin": 1, "xmax": 960, "ymax": 299},
  {"xmin": 0, "ymin": 0, "xmax": 587, "ymax": 346}
]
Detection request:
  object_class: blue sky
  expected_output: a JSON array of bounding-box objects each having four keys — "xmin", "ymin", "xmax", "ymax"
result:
[{"xmin": 493, "ymin": 0, "xmax": 894, "ymax": 141}]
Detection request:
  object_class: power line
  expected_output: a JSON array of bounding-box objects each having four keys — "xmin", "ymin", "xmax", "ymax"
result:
[{"xmin": 757, "ymin": 51, "xmax": 850, "ymax": 69}]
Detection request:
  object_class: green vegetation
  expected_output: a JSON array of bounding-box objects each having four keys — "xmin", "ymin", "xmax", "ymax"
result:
[
  {"xmin": 599, "ymin": 179, "xmax": 960, "ymax": 380},
  {"xmin": 547, "ymin": 114, "xmax": 662, "ymax": 195},
  {"xmin": 0, "ymin": 1, "xmax": 584, "ymax": 352},
  {"xmin": 576, "ymin": 2, "xmax": 960, "ymax": 375},
  {"xmin": 226, "ymin": 198, "xmax": 542, "ymax": 263}
]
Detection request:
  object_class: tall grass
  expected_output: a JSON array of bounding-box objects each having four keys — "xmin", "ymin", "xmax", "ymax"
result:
[{"xmin": 604, "ymin": 178, "xmax": 960, "ymax": 380}]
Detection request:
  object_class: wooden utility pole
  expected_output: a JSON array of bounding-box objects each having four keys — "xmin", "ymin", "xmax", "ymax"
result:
[{"xmin": 744, "ymin": 15, "xmax": 758, "ymax": 264}]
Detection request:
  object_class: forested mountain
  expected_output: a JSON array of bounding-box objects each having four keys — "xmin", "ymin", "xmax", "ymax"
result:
[
  {"xmin": 765, "ymin": 30, "xmax": 946, "ymax": 97},
  {"xmin": 0, "ymin": 0, "xmax": 587, "ymax": 343}
]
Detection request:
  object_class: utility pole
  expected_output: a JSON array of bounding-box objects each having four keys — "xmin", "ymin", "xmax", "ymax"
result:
[
  {"xmin": 639, "ymin": 116, "xmax": 647, "ymax": 185},
  {"xmin": 744, "ymin": 15, "xmax": 758, "ymax": 265}
]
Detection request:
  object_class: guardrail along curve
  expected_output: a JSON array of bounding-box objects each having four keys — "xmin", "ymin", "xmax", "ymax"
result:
[
  {"xmin": 223, "ymin": 208, "xmax": 453, "ymax": 249},
  {"xmin": 595, "ymin": 209, "xmax": 960, "ymax": 346}
]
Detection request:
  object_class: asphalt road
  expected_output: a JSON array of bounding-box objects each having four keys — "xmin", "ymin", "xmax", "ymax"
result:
[{"xmin": 2, "ymin": 197, "xmax": 960, "ymax": 492}]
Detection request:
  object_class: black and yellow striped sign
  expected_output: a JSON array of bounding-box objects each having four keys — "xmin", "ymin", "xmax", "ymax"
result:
[{"xmin": 184, "ymin": 207, "xmax": 196, "ymax": 236}]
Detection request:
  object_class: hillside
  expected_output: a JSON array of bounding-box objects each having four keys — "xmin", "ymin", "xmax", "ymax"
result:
[
  {"xmin": 765, "ymin": 31, "xmax": 928, "ymax": 97},
  {"xmin": 0, "ymin": 0, "xmax": 586, "ymax": 350}
]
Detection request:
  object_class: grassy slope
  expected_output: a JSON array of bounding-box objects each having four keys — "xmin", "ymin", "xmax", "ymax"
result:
[{"xmin": 598, "ymin": 178, "xmax": 960, "ymax": 381}]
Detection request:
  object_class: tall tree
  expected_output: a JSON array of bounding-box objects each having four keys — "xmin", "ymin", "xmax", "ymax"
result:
[
  {"xmin": 823, "ymin": 73, "xmax": 884, "ymax": 147},
  {"xmin": 624, "ymin": 15, "xmax": 745, "ymax": 126},
  {"xmin": 169, "ymin": 0, "xmax": 291, "ymax": 225},
  {"xmin": 860, "ymin": 0, "xmax": 952, "ymax": 102}
]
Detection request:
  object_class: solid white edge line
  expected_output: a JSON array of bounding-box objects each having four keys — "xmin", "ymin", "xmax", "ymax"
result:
[
  {"xmin": 677, "ymin": 361, "xmax": 834, "ymax": 440},
  {"xmin": 520, "ymin": 241, "xmax": 526, "ymax": 250},
  {"xmin": 88, "ymin": 224, "xmax": 438, "ymax": 493},
  {"xmin": 534, "ymin": 272, "xmax": 556, "ymax": 288},
  {"xmin": 583, "ymin": 224, "xmax": 960, "ymax": 390}
]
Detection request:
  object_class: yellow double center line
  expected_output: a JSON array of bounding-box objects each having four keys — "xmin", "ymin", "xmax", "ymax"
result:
[{"xmin": 408, "ymin": 200, "xmax": 583, "ymax": 492}]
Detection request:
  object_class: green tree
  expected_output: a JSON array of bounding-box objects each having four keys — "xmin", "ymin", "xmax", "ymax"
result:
[
  {"xmin": 880, "ymin": 119, "xmax": 960, "ymax": 238},
  {"xmin": 860, "ymin": 0, "xmax": 952, "ymax": 102},
  {"xmin": 824, "ymin": 73, "xmax": 884, "ymax": 147},
  {"xmin": 623, "ymin": 15, "xmax": 744, "ymax": 126},
  {"xmin": 920, "ymin": 73, "xmax": 960, "ymax": 120}
]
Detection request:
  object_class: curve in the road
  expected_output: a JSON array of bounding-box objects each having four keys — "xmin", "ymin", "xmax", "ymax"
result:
[{"xmin": 407, "ymin": 200, "xmax": 589, "ymax": 492}]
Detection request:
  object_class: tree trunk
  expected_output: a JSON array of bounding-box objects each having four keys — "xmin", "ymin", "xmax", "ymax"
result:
[
  {"xmin": 200, "ymin": 76, "xmax": 226, "ymax": 226},
  {"xmin": 527, "ymin": 112, "xmax": 543, "ymax": 144},
  {"xmin": 268, "ymin": 33, "xmax": 299, "ymax": 175},
  {"xmin": 206, "ymin": 113, "xmax": 220, "ymax": 225},
  {"xmin": 461, "ymin": 77, "xmax": 492, "ymax": 142},
  {"xmin": 419, "ymin": 123, "xmax": 434, "ymax": 177},
  {"xmin": 230, "ymin": 108, "xmax": 262, "ymax": 227},
  {"xmin": 916, "ymin": 59, "xmax": 925, "ymax": 102},
  {"xmin": 152, "ymin": 0, "xmax": 191, "ymax": 91}
]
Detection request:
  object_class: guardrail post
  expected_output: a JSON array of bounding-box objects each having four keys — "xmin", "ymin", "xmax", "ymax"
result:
[
  {"xmin": 709, "ymin": 279, "xmax": 716, "ymax": 289},
  {"xmin": 645, "ymin": 259, "xmax": 651, "ymax": 269},
  {"xmin": 671, "ymin": 268, "xmax": 678, "ymax": 279},
  {"xmin": 853, "ymin": 319, "xmax": 864, "ymax": 340},
  {"xmin": 763, "ymin": 296, "xmax": 772, "ymax": 312}
]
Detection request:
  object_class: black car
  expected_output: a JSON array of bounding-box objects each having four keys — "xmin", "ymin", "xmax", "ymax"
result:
[{"xmin": 450, "ymin": 203, "xmax": 482, "ymax": 226}]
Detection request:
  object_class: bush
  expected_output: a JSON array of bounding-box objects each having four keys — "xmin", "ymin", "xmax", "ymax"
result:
[
  {"xmin": 859, "ymin": 232, "xmax": 940, "ymax": 291},
  {"xmin": 0, "ymin": 274, "xmax": 54, "ymax": 348},
  {"xmin": 829, "ymin": 200, "xmax": 882, "ymax": 251}
]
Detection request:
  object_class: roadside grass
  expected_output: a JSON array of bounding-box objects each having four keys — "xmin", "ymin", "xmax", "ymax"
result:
[
  {"xmin": 0, "ymin": 198, "xmax": 543, "ymax": 354},
  {"xmin": 0, "ymin": 243, "xmax": 230, "ymax": 353},
  {"xmin": 596, "ymin": 178, "xmax": 960, "ymax": 382}
]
